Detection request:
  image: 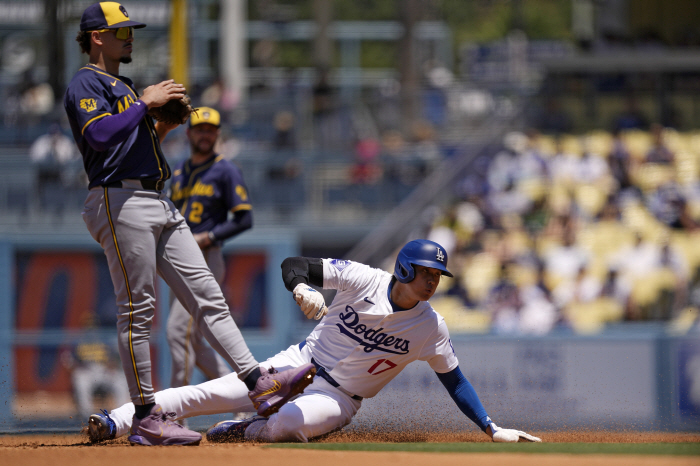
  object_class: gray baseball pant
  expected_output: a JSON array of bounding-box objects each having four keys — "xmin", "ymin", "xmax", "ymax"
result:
[
  {"xmin": 82, "ymin": 182, "xmax": 258, "ymax": 405},
  {"xmin": 166, "ymin": 245, "xmax": 231, "ymax": 387}
]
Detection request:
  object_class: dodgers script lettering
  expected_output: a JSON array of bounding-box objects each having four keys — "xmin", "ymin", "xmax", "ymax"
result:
[{"xmin": 337, "ymin": 306, "xmax": 410, "ymax": 354}]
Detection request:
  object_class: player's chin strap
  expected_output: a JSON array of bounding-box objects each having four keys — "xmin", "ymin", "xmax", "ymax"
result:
[{"xmin": 310, "ymin": 358, "xmax": 363, "ymax": 401}]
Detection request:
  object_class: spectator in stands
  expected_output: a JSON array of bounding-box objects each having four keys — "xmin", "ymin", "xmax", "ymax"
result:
[
  {"xmin": 599, "ymin": 267, "xmax": 631, "ymax": 315},
  {"xmin": 609, "ymin": 232, "xmax": 673, "ymax": 320},
  {"xmin": 645, "ymin": 123, "xmax": 675, "ymax": 165},
  {"xmin": 646, "ymin": 180, "xmax": 696, "ymax": 230},
  {"xmin": 552, "ymin": 264, "xmax": 601, "ymax": 310},
  {"xmin": 29, "ymin": 123, "xmax": 81, "ymax": 210},
  {"xmin": 542, "ymin": 227, "xmax": 589, "ymax": 291},
  {"xmin": 485, "ymin": 132, "xmax": 537, "ymax": 223},
  {"xmin": 487, "ymin": 179, "xmax": 533, "ymax": 223},
  {"xmin": 612, "ymin": 95, "xmax": 649, "ymax": 132},
  {"xmin": 487, "ymin": 132, "xmax": 526, "ymax": 193},
  {"xmin": 350, "ymin": 137, "xmax": 382, "ymax": 185},
  {"xmin": 577, "ymin": 136, "xmax": 611, "ymax": 184},
  {"xmin": 518, "ymin": 260, "xmax": 559, "ymax": 335},
  {"xmin": 272, "ymin": 110, "xmax": 297, "ymax": 151},
  {"xmin": 547, "ymin": 136, "xmax": 580, "ymax": 186},
  {"xmin": 485, "ymin": 262, "xmax": 523, "ymax": 334},
  {"xmin": 520, "ymin": 129, "xmax": 550, "ymax": 182},
  {"xmin": 409, "ymin": 119, "xmax": 442, "ymax": 175},
  {"xmin": 608, "ymin": 129, "xmax": 634, "ymax": 192},
  {"xmin": 453, "ymin": 198, "xmax": 486, "ymax": 242}
]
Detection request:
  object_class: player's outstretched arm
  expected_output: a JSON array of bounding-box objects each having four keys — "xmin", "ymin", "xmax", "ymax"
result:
[{"xmin": 436, "ymin": 366, "xmax": 540, "ymax": 442}]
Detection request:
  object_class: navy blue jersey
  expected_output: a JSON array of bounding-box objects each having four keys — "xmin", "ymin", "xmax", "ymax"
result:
[
  {"xmin": 64, "ymin": 64, "xmax": 170, "ymax": 188},
  {"xmin": 170, "ymin": 155, "xmax": 252, "ymax": 235}
]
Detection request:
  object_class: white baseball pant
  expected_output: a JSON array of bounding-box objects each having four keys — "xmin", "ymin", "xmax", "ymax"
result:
[{"xmin": 106, "ymin": 343, "xmax": 362, "ymax": 442}]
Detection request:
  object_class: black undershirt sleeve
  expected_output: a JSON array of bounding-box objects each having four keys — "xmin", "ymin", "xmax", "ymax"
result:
[{"xmin": 280, "ymin": 257, "xmax": 324, "ymax": 291}]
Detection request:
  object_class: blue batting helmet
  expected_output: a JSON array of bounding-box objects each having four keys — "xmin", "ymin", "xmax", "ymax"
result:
[{"xmin": 394, "ymin": 239, "xmax": 454, "ymax": 283}]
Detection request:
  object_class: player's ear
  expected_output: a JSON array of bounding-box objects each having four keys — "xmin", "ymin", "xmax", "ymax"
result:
[{"xmin": 91, "ymin": 30, "xmax": 104, "ymax": 46}]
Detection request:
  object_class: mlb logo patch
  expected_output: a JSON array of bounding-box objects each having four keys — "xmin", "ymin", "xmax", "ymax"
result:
[{"xmin": 330, "ymin": 259, "xmax": 351, "ymax": 271}]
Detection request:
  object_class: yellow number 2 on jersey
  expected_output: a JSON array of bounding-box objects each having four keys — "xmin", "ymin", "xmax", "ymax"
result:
[{"xmin": 188, "ymin": 201, "xmax": 203, "ymax": 223}]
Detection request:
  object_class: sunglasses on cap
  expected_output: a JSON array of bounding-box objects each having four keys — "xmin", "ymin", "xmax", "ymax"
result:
[{"xmin": 96, "ymin": 26, "xmax": 134, "ymax": 40}]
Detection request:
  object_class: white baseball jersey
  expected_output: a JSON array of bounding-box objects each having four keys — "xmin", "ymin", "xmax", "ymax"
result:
[{"xmin": 305, "ymin": 259, "xmax": 459, "ymax": 398}]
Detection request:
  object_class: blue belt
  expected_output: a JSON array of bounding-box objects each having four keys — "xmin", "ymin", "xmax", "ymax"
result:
[
  {"xmin": 298, "ymin": 341, "xmax": 362, "ymax": 401},
  {"xmin": 311, "ymin": 358, "xmax": 363, "ymax": 401}
]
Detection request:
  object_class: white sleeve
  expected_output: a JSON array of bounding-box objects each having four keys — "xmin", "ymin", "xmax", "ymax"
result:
[
  {"xmin": 420, "ymin": 318, "xmax": 459, "ymax": 374},
  {"xmin": 322, "ymin": 259, "xmax": 378, "ymax": 293}
]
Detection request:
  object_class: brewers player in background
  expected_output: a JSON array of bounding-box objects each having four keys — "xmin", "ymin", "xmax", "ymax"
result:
[
  {"xmin": 166, "ymin": 107, "xmax": 252, "ymax": 389},
  {"xmin": 64, "ymin": 2, "xmax": 315, "ymax": 446},
  {"xmin": 86, "ymin": 239, "xmax": 541, "ymax": 444}
]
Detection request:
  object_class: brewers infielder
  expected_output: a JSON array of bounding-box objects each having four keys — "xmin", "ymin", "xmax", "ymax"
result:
[
  {"xmin": 167, "ymin": 107, "xmax": 253, "ymax": 388},
  {"xmin": 87, "ymin": 240, "xmax": 541, "ymax": 443},
  {"xmin": 65, "ymin": 2, "xmax": 314, "ymax": 446}
]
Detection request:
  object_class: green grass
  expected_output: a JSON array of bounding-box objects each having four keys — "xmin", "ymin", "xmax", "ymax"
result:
[{"xmin": 268, "ymin": 442, "xmax": 700, "ymax": 456}]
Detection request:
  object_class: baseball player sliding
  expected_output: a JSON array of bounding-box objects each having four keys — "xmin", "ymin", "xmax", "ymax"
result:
[
  {"xmin": 64, "ymin": 2, "xmax": 315, "ymax": 446},
  {"xmin": 166, "ymin": 107, "xmax": 253, "ymax": 389},
  {"xmin": 86, "ymin": 240, "xmax": 541, "ymax": 444}
]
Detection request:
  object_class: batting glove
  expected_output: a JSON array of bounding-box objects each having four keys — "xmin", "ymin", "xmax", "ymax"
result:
[
  {"xmin": 293, "ymin": 283, "xmax": 327, "ymax": 320},
  {"xmin": 490, "ymin": 423, "xmax": 542, "ymax": 443}
]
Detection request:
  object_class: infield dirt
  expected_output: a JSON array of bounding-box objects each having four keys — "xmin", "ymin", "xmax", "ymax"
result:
[{"xmin": 1, "ymin": 432, "xmax": 699, "ymax": 466}]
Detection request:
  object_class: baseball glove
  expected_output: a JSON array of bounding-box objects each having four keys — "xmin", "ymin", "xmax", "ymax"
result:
[{"xmin": 148, "ymin": 95, "xmax": 194, "ymax": 125}]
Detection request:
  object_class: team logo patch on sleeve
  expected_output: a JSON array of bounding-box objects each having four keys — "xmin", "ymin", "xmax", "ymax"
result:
[
  {"xmin": 80, "ymin": 98, "xmax": 97, "ymax": 112},
  {"xmin": 330, "ymin": 259, "xmax": 351, "ymax": 271},
  {"xmin": 236, "ymin": 185, "xmax": 249, "ymax": 201}
]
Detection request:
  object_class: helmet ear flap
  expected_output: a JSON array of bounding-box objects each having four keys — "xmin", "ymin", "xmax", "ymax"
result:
[{"xmin": 396, "ymin": 262, "xmax": 414, "ymax": 283}]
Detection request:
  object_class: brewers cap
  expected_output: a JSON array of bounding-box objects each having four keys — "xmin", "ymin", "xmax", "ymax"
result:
[
  {"xmin": 189, "ymin": 107, "xmax": 221, "ymax": 128},
  {"xmin": 80, "ymin": 2, "xmax": 146, "ymax": 31}
]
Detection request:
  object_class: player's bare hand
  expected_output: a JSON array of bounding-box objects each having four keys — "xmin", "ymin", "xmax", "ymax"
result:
[
  {"xmin": 155, "ymin": 120, "xmax": 180, "ymax": 133},
  {"xmin": 193, "ymin": 232, "xmax": 212, "ymax": 249},
  {"xmin": 141, "ymin": 79, "xmax": 186, "ymax": 109},
  {"xmin": 293, "ymin": 283, "xmax": 327, "ymax": 320},
  {"xmin": 488, "ymin": 423, "xmax": 541, "ymax": 443}
]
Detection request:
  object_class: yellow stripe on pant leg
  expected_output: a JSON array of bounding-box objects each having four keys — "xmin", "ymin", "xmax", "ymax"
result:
[
  {"xmin": 104, "ymin": 187, "xmax": 145, "ymax": 404},
  {"xmin": 183, "ymin": 317, "xmax": 194, "ymax": 386}
]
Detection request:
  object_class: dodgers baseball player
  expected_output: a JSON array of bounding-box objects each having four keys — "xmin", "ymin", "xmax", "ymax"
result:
[
  {"xmin": 65, "ymin": 2, "xmax": 314, "ymax": 446},
  {"xmin": 86, "ymin": 240, "xmax": 541, "ymax": 444},
  {"xmin": 166, "ymin": 107, "xmax": 253, "ymax": 388}
]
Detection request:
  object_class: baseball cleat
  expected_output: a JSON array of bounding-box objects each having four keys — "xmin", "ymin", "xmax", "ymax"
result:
[
  {"xmin": 127, "ymin": 404, "xmax": 201, "ymax": 446},
  {"xmin": 248, "ymin": 363, "xmax": 316, "ymax": 417},
  {"xmin": 206, "ymin": 415, "xmax": 265, "ymax": 443},
  {"xmin": 87, "ymin": 409, "xmax": 117, "ymax": 443}
]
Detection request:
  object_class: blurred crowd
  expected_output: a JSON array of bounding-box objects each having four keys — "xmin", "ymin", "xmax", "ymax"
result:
[{"xmin": 427, "ymin": 125, "xmax": 700, "ymax": 335}]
